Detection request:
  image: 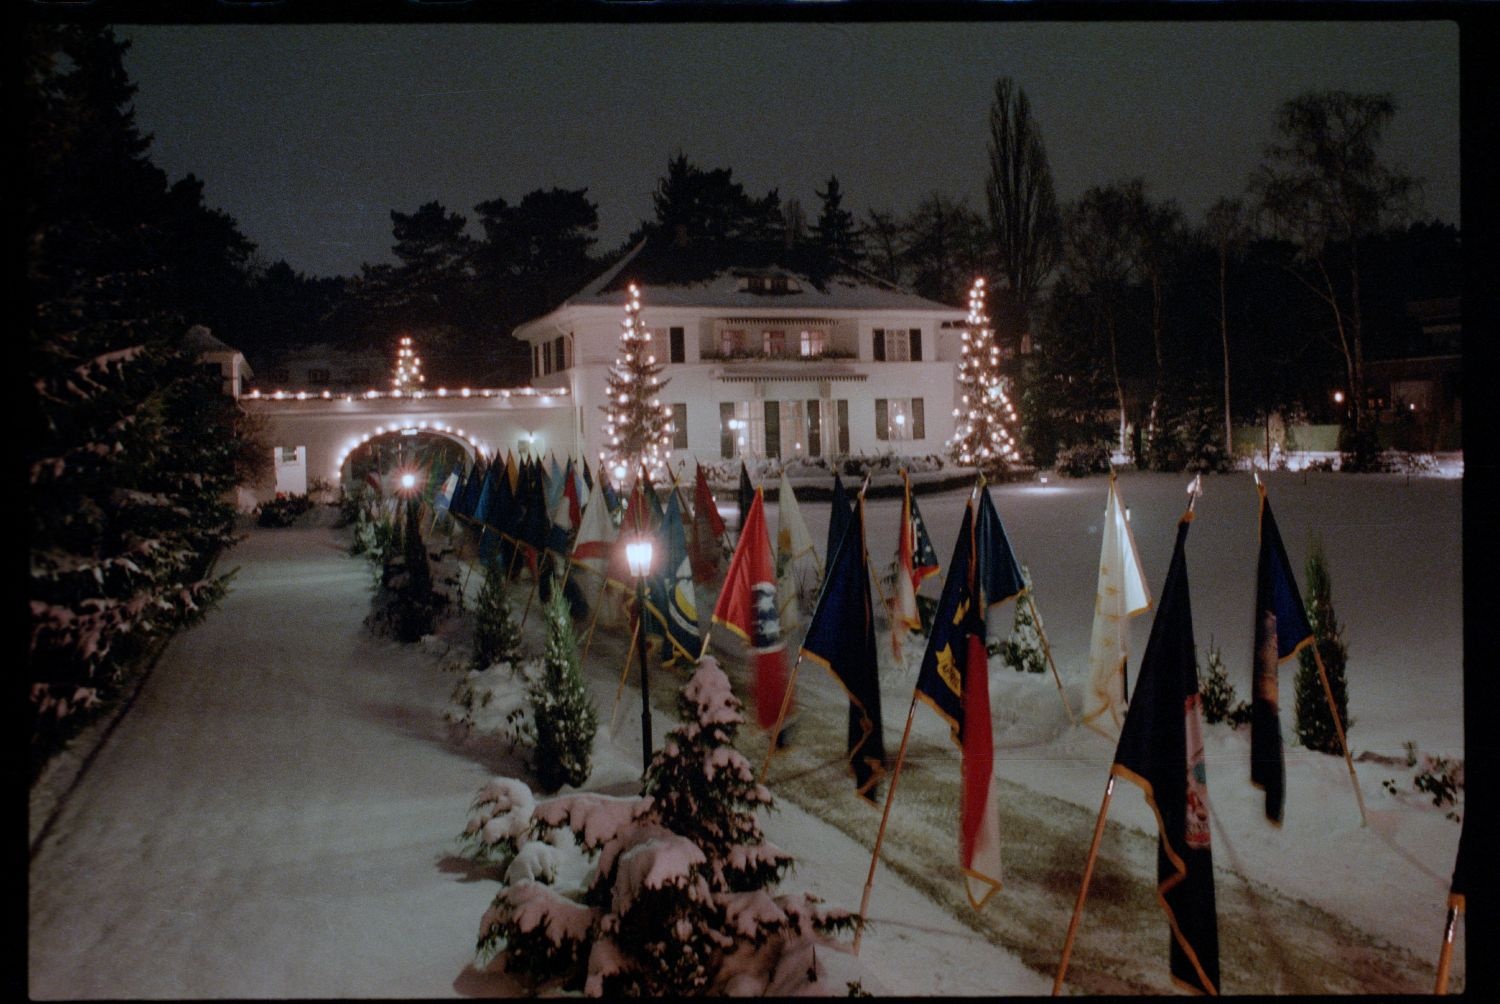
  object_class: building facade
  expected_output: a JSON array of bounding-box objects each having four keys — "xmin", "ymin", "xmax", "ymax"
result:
[{"xmin": 513, "ymin": 243, "xmax": 967, "ymax": 472}]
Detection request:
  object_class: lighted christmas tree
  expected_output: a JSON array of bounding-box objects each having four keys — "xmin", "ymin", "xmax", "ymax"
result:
[
  {"xmin": 948, "ymin": 277, "xmax": 1021, "ymax": 474},
  {"xmin": 392, "ymin": 335, "xmax": 424, "ymax": 394},
  {"xmin": 599, "ymin": 283, "xmax": 674, "ymax": 483}
]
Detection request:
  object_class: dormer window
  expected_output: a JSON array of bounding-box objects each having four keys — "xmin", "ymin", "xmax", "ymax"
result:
[{"xmin": 739, "ymin": 272, "xmax": 799, "ymax": 295}]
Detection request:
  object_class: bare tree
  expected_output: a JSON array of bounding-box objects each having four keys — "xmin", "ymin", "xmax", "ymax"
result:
[
  {"xmin": 862, "ymin": 207, "xmax": 905, "ymax": 286},
  {"xmin": 1124, "ymin": 183, "xmax": 1185, "ymax": 462},
  {"xmin": 1251, "ymin": 90, "xmax": 1417, "ymax": 468},
  {"xmin": 1204, "ymin": 197, "xmax": 1250, "ymax": 459},
  {"xmin": 1061, "ymin": 184, "xmax": 1137, "ymax": 455},
  {"xmin": 984, "ymin": 77, "xmax": 1061, "ymax": 321}
]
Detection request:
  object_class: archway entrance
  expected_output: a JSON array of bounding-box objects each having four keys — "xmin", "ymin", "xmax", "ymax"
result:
[{"xmin": 341, "ymin": 429, "xmax": 472, "ymax": 504}]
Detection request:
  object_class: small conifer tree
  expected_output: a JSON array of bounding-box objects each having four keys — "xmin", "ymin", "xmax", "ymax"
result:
[
  {"xmin": 528, "ymin": 584, "xmax": 598, "ymax": 793},
  {"xmin": 1294, "ymin": 536, "xmax": 1353, "ymax": 753},
  {"xmin": 998, "ymin": 566, "xmax": 1047, "ymax": 673},
  {"xmin": 472, "ymin": 558, "xmax": 524, "ymax": 670},
  {"xmin": 1198, "ymin": 638, "xmax": 1250, "ymax": 726}
]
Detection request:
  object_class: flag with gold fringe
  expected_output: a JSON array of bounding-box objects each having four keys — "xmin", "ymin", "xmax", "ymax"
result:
[
  {"xmin": 801, "ymin": 495, "xmax": 886, "ymax": 803},
  {"xmin": 1110, "ymin": 513, "xmax": 1220, "ymax": 996},
  {"xmin": 914, "ymin": 497, "xmax": 1003, "ymax": 909},
  {"xmin": 1083, "ymin": 474, "xmax": 1153, "ymax": 737}
]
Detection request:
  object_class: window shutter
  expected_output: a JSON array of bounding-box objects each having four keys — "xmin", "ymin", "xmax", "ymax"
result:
[
  {"xmin": 806, "ymin": 399, "xmax": 822, "ymax": 456},
  {"xmin": 532, "ymin": 346, "xmax": 541, "ymax": 379},
  {"xmin": 912, "ymin": 397, "xmax": 925, "ymax": 439},
  {"xmin": 764, "ymin": 400, "xmax": 781, "ymax": 459},
  {"xmin": 837, "ymin": 400, "xmax": 850, "ymax": 453},
  {"xmin": 875, "ymin": 399, "xmax": 889, "ymax": 441},
  {"xmin": 910, "ymin": 328, "xmax": 923, "ymax": 361},
  {"xmin": 872, "ymin": 329, "xmax": 886, "ymax": 361},
  {"xmin": 670, "ymin": 326, "xmax": 685, "ymax": 364},
  {"xmin": 720, "ymin": 403, "xmax": 735, "ymax": 459}
]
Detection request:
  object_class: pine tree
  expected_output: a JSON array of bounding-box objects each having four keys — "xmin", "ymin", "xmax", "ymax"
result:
[
  {"xmin": 998, "ymin": 566, "xmax": 1047, "ymax": 673},
  {"xmin": 1294, "ymin": 536, "xmax": 1353, "ymax": 753},
  {"xmin": 1198, "ymin": 638, "xmax": 1250, "ymax": 726},
  {"xmin": 598, "ymin": 283, "xmax": 673, "ymax": 484},
  {"xmin": 471, "ymin": 558, "xmax": 524, "ymax": 670},
  {"xmin": 528, "ymin": 585, "xmax": 598, "ymax": 793},
  {"xmin": 812, "ymin": 175, "xmax": 862, "ymax": 271},
  {"xmin": 476, "ymin": 658, "xmax": 854, "ymax": 994},
  {"xmin": 948, "ymin": 277, "xmax": 1022, "ymax": 474}
]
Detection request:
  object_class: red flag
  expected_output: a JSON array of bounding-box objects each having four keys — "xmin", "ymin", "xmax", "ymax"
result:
[
  {"xmin": 690, "ymin": 462, "xmax": 726, "ymax": 583},
  {"xmin": 562, "ymin": 459, "xmax": 582, "ymax": 530},
  {"xmin": 711, "ymin": 488, "xmax": 790, "ymax": 730}
]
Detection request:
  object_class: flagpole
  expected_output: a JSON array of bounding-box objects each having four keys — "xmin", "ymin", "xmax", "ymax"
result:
[
  {"xmin": 520, "ymin": 561, "xmax": 542, "ymax": 628},
  {"xmin": 1434, "ymin": 902, "xmax": 1461, "ymax": 994},
  {"xmin": 852, "ymin": 694, "xmax": 920, "ymax": 956},
  {"xmin": 1026, "ymin": 591, "xmax": 1077, "ymax": 726},
  {"xmin": 757, "ymin": 651, "xmax": 804, "ymax": 786},
  {"xmin": 1310, "ymin": 643, "xmax": 1368, "ymax": 826},
  {"xmin": 581, "ymin": 579, "xmax": 616, "ymax": 661},
  {"xmin": 1053, "ymin": 775, "xmax": 1116, "ymax": 995},
  {"xmin": 505, "ymin": 533, "xmax": 523, "ymax": 580},
  {"xmin": 608, "ymin": 617, "xmax": 641, "ymax": 736}
]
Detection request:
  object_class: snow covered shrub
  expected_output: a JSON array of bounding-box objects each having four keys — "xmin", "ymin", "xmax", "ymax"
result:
[
  {"xmin": 255, "ymin": 491, "xmax": 313, "ymax": 527},
  {"xmin": 1054, "ymin": 441, "xmax": 1112, "ymax": 478},
  {"xmin": 527, "ymin": 586, "xmax": 598, "ymax": 793},
  {"xmin": 1198, "ymin": 640, "xmax": 1251, "ymax": 727},
  {"xmin": 997, "ymin": 567, "xmax": 1046, "ymax": 673},
  {"xmin": 471, "ymin": 558, "xmax": 524, "ymax": 670},
  {"xmin": 475, "ymin": 658, "xmax": 855, "ymax": 996},
  {"xmin": 460, "ymin": 776, "xmax": 538, "ymax": 868},
  {"xmin": 446, "ymin": 659, "xmax": 539, "ymax": 749},
  {"xmin": 1293, "ymin": 536, "xmax": 1353, "ymax": 754}
]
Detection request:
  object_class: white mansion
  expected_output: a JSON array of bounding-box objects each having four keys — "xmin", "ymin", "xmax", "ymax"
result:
[{"xmin": 514, "ymin": 240, "xmax": 971, "ymax": 471}]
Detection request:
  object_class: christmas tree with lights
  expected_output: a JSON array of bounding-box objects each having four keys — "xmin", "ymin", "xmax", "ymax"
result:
[
  {"xmin": 392, "ymin": 335, "xmax": 424, "ymax": 394},
  {"xmin": 599, "ymin": 283, "xmax": 674, "ymax": 483},
  {"xmin": 948, "ymin": 277, "xmax": 1021, "ymax": 474}
]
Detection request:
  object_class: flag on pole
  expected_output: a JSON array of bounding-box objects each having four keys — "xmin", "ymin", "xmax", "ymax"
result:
[
  {"xmin": 581, "ymin": 456, "xmax": 594, "ymax": 492},
  {"xmin": 365, "ymin": 467, "xmax": 384, "ymax": 497},
  {"xmin": 712, "ymin": 488, "xmax": 790, "ymax": 733},
  {"xmin": 645, "ymin": 491, "xmax": 702, "ymax": 668},
  {"xmin": 690, "ymin": 462, "xmax": 727, "ymax": 584},
  {"xmin": 776, "ymin": 471, "xmax": 821, "ymax": 631},
  {"xmin": 800, "ymin": 495, "xmax": 886, "ymax": 803},
  {"xmin": 909, "ymin": 483, "xmax": 941, "ymax": 585},
  {"xmin": 452, "ymin": 460, "xmax": 482, "ymax": 520},
  {"xmin": 973, "ymin": 483, "xmax": 1026, "ymax": 610},
  {"xmin": 1111, "ymin": 514, "xmax": 1220, "ymax": 996},
  {"xmin": 825, "ymin": 472, "xmax": 853, "ymax": 581},
  {"xmin": 1251, "ymin": 480, "xmax": 1315, "ymax": 824},
  {"xmin": 737, "ymin": 460, "xmax": 755, "ymax": 535},
  {"xmin": 505, "ymin": 450, "xmax": 520, "ymax": 494},
  {"xmin": 434, "ymin": 464, "xmax": 461, "ymax": 515},
  {"xmin": 545, "ymin": 453, "xmax": 566, "ymax": 518},
  {"xmin": 562, "ymin": 458, "xmax": 583, "ymax": 530},
  {"xmin": 914, "ymin": 497, "xmax": 1004, "ymax": 908},
  {"xmin": 572, "ymin": 476, "xmax": 618, "ymax": 610},
  {"xmin": 1448, "ymin": 820, "xmax": 1470, "ymax": 911},
  {"xmin": 472, "ymin": 459, "xmax": 499, "ymax": 526},
  {"xmin": 478, "ymin": 459, "xmax": 516, "ymax": 564},
  {"xmin": 893, "ymin": 470, "xmax": 924, "ymax": 631},
  {"xmin": 1083, "ymin": 475, "xmax": 1154, "ymax": 737}
]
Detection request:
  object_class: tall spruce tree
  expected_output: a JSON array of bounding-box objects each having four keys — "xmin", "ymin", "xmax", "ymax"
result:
[
  {"xmin": 26, "ymin": 24, "xmax": 251, "ymax": 772},
  {"xmin": 528, "ymin": 586, "xmax": 598, "ymax": 793},
  {"xmin": 949, "ymin": 277, "xmax": 1022, "ymax": 472},
  {"xmin": 599, "ymin": 283, "xmax": 673, "ymax": 482},
  {"xmin": 471, "ymin": 558, "xmax": 524, "ymax": 670},
  {"xmin": 812, "ymin": 175, "xmax": 861, "ymax": 271},
  {"xmin": 1294, "ymin": 536, "xmax": 1353, "ymax": 753}
]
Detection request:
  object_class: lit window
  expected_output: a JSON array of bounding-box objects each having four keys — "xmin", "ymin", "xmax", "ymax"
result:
[
  {"xmin": 762, "ymin": 330, "xmax": 786, "ymax": 356},
  {"xmin": 800, "ymin": 329, "xmax": 826, "ymax": 356}
]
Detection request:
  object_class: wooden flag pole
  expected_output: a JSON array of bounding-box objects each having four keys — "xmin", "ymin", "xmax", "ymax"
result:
[
  {"xmin": 581, "ymin": 578, "xmax": 615, "ymax": 661},
  {"xmin": 1434, "ymin": 903, "xmax": 1461, "ymax": 993},
  {"xmin": 1027, "ymin": 592, "xmax": 1077, "ymax": 726},
  {"xmin": 519, "ymin": 563, "xmax": 542, "ymax": 628},
  {"xmin": 1310, "ymin": 643, "xmax": 1368, "ymax": 826},
  {"xmin": 852, "ymin": 695, "xmax": 920, "ymax": 956},
  {"xmin": 608, "ymin": 617, "xmax": 641, "ymax": 736},
  {"xmin": 1053, "ymin": 775, "xmax": 1117, "ymax": 995},
  {"xmin": 757, "ymin": 651, "xmax": 806, "ymax": 786}
]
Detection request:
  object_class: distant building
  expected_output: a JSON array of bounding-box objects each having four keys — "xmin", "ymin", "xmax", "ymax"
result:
[
  {"xmin": 1364, "ymin": 297, "xmax": 1461, "ymax": 449},
  {"xmin": 185, "ymin": 325, "xmax": 253, "ymax": 398},
  {"xmin": 512, "ymin": 240, "xmax": 968, "ymax": 471},
  {"xmin": 246, "ymin": 343, "xmax": 388, "ymax": 395}
]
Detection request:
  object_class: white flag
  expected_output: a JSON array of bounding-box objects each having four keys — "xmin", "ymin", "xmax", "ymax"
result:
[
  {"xmin": 775, "ymin": 472, "xmax": 821, "ymax": 631},
  {"xmin": 1081, "ymin": 475, "xmax": 1152, "ymax": 737},
  {"xmin": 571, "ymin": 476, "xmax": 622, "ymax": 622}
]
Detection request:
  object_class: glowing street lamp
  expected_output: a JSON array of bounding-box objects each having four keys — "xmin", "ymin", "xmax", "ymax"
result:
[{"xmin": 625, "ymin": 534, "xmax": 656, "ymax": 769}]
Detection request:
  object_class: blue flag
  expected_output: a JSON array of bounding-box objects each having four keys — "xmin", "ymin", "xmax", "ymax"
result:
[
  {"xmin": 1112, "ymin": 514, "xmax": 1220, "ymax": 995},
  {"xmin": 645, "ymin": 492, "xmax": 702, "ymax": 667},
  {"xmin": 801, "ymin": 495, "xmax": 885, "ymax": 803},
  {"xmin": 1251, "ymin": 482, "xmax": 1315, "ymax": 824},
  {"xmin": 737, "ymin": 461, "xmax": 755, "ymax": 535},
  {"xmin": 825, "ymin": 472, "xmax": 853, "ymax": 575},
  {"xmin": 478, "ymin": 460, "xmax": 516, "ymax": 564},
  {"xmin": 975, "ymin": 483, "xmax": 1026, "ymax": 609},
  {"xmin": 451, "ymin": 460, "xmax": 481, "ymax": 520}
]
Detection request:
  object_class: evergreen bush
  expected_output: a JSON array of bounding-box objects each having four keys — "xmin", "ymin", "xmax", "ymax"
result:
[
  {"xmin": 1054, "ymin": 441, "xmax": 1112, "ymax": 478},
  {"xmin": 471, "ymin": 558, "xmax": 524, "ymax": 669},
  {"xmin": 1293, "ymin": 536, "xmax": 1353, "ymax": 753},
  {"xmin": 998, "ymin": 566, "xmax": 1047, "ymax": 673},
  {"xmin": 1198, "ymin": 639, "xmax": 1251, "ymax": 726},
  {"xmin": 527, "ymin": 585, "xmax": 598, "ymax": 793}
]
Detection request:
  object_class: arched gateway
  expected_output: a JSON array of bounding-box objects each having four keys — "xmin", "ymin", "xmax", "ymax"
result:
[{"xmin": 241, "ymin": 386, "xmax": 578, "ymax": 500}]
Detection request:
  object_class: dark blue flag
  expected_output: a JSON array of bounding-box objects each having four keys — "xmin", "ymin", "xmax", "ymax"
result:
[
  {"xmin": 1252, "ymin": 481, "xmax": 1315, "ymax": 824},
  {"xmin": 478, "ymin": 459, "xmax": 517, "ymax": 564},
  {"xmin": 737, "ymin": 461, "xmax": 755, "ymax": 535},
  {"xmin": 801, "ymin": 496, "xmax": 885, "ymax": 803},
  {"xmin": 1112, "ymin": 514, "xmax": 1220, "ymax": 996},
  {"xmin": 452, "ymin": 460, "xmax": 482, "ymax": 520},
  {"xmin": 825, "ymin": 472, "xmax": 853, "ymax": 575},
  {"xmin": 644, "ymin": 492, "xmax": 702, "ymax": 667},
  {"xmin": 975, "ymin": 483, "xmax": 1026, "ymax": 609},
  {"xmin": 915, "ymin": 499, "xmax": 975, "ymax": 739}
]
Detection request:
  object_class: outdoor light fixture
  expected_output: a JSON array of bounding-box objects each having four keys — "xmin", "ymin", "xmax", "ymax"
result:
[
  {"xmin": 1333, "ymin": 390, "xmax": 1346, "ymax": 404},
  {"xmin": 625, "ymin": 533, "xmax": 656, "ymax": 769},
  {"xmin": 400, "ymin": 472, "xmax": 417, "ymax": 491}
]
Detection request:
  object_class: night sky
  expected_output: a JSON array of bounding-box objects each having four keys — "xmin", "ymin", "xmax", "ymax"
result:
[{"xmin": 116, "ymin": 20, "xmax": 1459, "ymax": 279}]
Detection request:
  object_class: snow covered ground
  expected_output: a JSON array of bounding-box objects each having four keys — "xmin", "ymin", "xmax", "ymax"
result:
[{"xmin": 28, "ymin": 470, "xmax": 1465, "ymax": 996}]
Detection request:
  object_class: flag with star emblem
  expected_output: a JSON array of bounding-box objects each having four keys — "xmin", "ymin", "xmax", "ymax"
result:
[
  {"xmin": 914, "ymin": 497, "xmax": 1003, "ymax": 908},
  {"xmin": 801, "ymin": 495, "xmax": 886, "ymax": 803},
  {"xmin": 776, "ymin": 471, "xmax": 820, "ymax": 632},
  {"xmin": 1083, "ymin": 474, "xmax": 1153, "ymax": 738},
  {"xmin": 1251, "ymin": 480, "xmax": 1315, "ymax": 824},
  {"xmin": 645, "ymin": 491, "xmax": 702, "ymax": 668},
  {"xmin": 712, "ymin": 487, "xmax": 790, "ymax": 731},
  {"xmin": 1111, "ymin": 513, "xmax": 1220, "ymax": 996}
]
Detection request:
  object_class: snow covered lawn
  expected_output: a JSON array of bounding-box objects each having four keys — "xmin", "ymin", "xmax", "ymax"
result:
[{"xmin": 28, "ymin": 470, "xmax": 1464, "ymax": 996}]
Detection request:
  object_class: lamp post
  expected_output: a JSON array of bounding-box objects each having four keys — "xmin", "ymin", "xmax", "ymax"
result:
[{"xmin": 625, "ymin": 534, "xmax": 655, "ymax": 769}]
